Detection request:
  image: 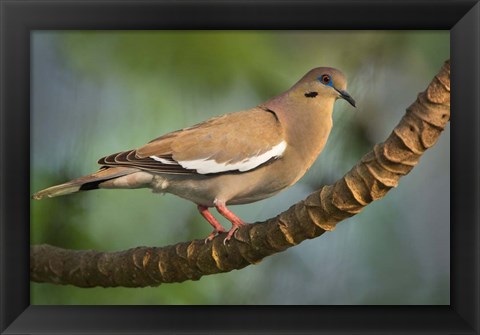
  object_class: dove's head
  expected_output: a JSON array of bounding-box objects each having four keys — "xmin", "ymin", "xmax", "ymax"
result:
[{"xmin": 293, "ymin": 67, "xmax": 356, "ymax": 107}]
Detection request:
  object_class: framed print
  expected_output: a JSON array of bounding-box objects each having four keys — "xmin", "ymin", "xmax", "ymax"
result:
[{"xmin": 1, "ymin": 1, "xmax": 479, "ymax": 334}]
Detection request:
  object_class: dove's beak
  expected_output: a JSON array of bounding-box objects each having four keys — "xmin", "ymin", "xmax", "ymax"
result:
[{"xmin": 335, "ymin": 88, "xmax": 356, "ymax": 108}]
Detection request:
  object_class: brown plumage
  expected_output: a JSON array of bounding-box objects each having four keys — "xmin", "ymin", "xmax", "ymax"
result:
[
  {"xmin": 95, "ymin": 107, "xmax": 284, "ymax": 175},
  {"xmin": 33, "ymin": 67, "xmax": 355, "ymax": 242}
]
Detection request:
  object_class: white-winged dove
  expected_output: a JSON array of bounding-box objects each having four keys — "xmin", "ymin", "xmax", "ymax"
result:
[{"xmin": 33, "ymin": 67, "xmax": 356, "ymax": 242}]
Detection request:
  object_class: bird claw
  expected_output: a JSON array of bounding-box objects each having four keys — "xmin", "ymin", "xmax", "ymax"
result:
[
  {"xmin": 199, "ymin": 202, "xmax": 246, "ymax": 245},
  {"xmin": 222, "ymin": 224, "xmax": 244, "ymax": 245},
  {"xmin": 223, "ymin": 236, "xmax": 230, "ymax": 245},
  {"xmin": 223, "ymin": 235, "xmax": 233, "ymax": 245},
  {"xmin": 204, "ymin": 228, "xmax": 226, "ymax": 244}
]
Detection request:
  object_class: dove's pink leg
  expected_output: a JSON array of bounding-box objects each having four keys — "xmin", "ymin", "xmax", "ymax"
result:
[
  {"xmin": 197, "ymin": 205, "xmax": 226, "ymax": 242},
  {"xmin": 214, "ymin": 200, "xmax": 246, "ymax": 242}
]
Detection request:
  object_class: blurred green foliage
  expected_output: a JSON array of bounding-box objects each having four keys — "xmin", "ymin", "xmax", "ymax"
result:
[{"xmin": 31, "ymin": 31, "xmax": 449, "ymax": 304}]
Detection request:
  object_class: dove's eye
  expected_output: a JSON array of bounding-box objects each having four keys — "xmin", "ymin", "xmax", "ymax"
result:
[{"xmin": 321, "ymin": 74, "xmax": 331, "ymax": 85}]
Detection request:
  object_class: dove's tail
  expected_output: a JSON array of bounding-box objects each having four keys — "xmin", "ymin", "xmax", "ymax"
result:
[{"xmin": 32, "ymin": 167, "xmax": 142, "ymax": 200}]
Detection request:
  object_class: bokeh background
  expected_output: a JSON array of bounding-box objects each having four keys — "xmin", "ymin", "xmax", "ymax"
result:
[{"xmin": 31, "ymin": 31, "xmax": 450, "ymax": 305}]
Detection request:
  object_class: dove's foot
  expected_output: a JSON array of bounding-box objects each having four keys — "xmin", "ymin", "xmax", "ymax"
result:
[
  {"xmin": 198, "ymin": 205, "xmax": 226, "ymax": 243},
  {"xmin": 213, "ymin": 199, "xmax": 246, "ymax": 244}
]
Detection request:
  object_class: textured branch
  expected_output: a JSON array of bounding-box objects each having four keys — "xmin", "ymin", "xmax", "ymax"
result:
[{"xmin": 31, "ymin": 60, "xmax": 451, "ymax": 288}]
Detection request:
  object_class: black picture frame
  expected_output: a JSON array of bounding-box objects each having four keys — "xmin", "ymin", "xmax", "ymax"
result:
[{"xmin": 1, "ymin": 0, "xmax": 478, "ymax": 334}]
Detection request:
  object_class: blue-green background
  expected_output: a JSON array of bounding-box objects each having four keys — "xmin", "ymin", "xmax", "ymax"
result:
[{"xmin": 31, "ymin": 31, "xmax": 450, "ymax": 304}]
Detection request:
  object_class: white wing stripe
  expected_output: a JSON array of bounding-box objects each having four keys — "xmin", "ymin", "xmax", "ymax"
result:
[
  {"xmin": 150, "ymin": 156, "xmax": 177, "ymax": 165},
  {"xmin": 178, "ymin": 140, "xmax": 287, "ymax": 174}
]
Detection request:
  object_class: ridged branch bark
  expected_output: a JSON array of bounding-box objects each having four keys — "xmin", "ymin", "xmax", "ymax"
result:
[{"xmin": 31, "ymin": 60, "xmax": 451, "ymax": 288}]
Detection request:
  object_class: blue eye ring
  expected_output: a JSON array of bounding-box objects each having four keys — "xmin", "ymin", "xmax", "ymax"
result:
[{"xmin": 319, "ymin": 74, "xmax": 332, "ymax": 86}]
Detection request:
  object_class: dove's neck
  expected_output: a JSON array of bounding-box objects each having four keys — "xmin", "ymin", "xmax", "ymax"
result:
[{"xmin": 263, "ymin": 91, "xmax": 335, "ymax": 167}]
